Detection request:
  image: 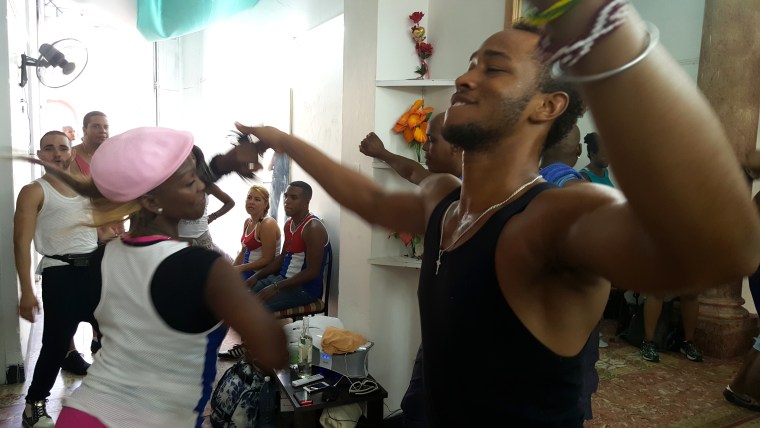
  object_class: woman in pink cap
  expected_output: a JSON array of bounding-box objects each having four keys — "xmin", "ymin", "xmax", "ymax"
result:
[{"xmin": 33, "ymin": 127, "xmax": 287, "ymax": 428}]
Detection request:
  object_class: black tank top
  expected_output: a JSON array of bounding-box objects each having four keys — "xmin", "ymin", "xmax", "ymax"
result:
[{"xmin": 418, "ymin": 183, "xmax": 584, "ymax": 427}]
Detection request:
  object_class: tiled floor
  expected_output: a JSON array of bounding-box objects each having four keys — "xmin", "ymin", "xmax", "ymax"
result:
[{"xmin": 2, "ymin": 313, "xmax": 760, "ymax": 427}]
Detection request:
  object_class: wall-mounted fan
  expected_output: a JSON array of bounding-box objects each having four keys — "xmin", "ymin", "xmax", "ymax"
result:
[{"xmin": 19, "ymin": 38, "xmax": 88, "ymax": 88}]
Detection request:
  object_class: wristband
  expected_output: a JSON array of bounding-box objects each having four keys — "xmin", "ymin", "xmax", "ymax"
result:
[{"xmin": 551, "ymin": 21, "xmax": 659, "ymax": 83}]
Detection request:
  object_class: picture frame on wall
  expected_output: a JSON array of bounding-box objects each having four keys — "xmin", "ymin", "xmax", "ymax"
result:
[{"xmin": 505, "ymin": 0, "xmax": 524, "ymax": 28}]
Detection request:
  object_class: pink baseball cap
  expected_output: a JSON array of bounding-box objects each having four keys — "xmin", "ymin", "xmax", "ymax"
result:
[{"xmin": 90, "ymin": 127, "xmax": 194, "ymax": 202}]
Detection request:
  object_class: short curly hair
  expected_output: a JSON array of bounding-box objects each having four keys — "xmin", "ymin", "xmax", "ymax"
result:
[{"xmin": 513, "ymin": 22, "xmax": 586, "ymax": 151}]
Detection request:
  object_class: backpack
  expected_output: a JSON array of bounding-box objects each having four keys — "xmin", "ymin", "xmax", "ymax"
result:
[{"xmin": 209, "ymin": 360, "xmax": 278, "ymax": 428}]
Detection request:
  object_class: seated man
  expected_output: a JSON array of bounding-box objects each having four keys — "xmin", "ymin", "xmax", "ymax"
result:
[
  {"xmin": 219, "ymin": 181, "xmax": 330, "ymax": 360},
  {"xmin": 539, "ymin": 124, "xmax": 585, "ymax": 187}
]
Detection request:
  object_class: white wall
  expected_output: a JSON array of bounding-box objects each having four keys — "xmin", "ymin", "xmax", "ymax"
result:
[
  {"xmin": 0, "ymin": 0, "xmax": 32, "ymax": 384},
  {"xmin": 289, "ymin": 15, "xmax": 345, "ymax": 314}
]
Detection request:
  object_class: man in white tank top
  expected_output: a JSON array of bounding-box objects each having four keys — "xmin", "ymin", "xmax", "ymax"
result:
[{"xmin": 13, "ymin": 131, "xmax": 100, "ymax": 427}]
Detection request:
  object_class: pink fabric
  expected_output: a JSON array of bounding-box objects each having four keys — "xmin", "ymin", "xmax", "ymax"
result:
[
  {"xmin": 90, "ymin": 127, "xmax": 194, "ymax": 202},
  {"xmin": 73, "ymin": 154, "xmax": 91, "ymax": 176},
  {"xmin": 120, "ymin": 234, "xmax": 174, "ymax": 245},
  {"xmin": 56, "ymin": 407, "xmax": 108, "ymax": 428}
]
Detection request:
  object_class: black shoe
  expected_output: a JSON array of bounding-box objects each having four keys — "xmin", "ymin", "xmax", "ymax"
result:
[
  {"xmin": 680, "ymin": 340, "xmax": 704, "ymax": 362},
  {"xmin": 723, "ymin": 386, "xmax": 760, "ymax": 412},
  {"xmin": 60, "ymin": 351, "xmax": 90, "ymax": 375},
  {"xmin": 22, "ymin": 400, "xmax": 54, "ymax": 427},
  {"xmin": 218, "ymin": 343, "xmax": 246, "ymax": 360},
  {"xmin": 640, "ymin": 340, "xmax": 660, "ymax": 362},
  {"xmin": 90, "ymin": 338, "xmax": 101, "ymax": 355}
]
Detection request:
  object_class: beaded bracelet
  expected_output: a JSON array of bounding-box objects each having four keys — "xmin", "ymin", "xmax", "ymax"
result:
[
  {"xmin": 551, "ymin": 21, "xmax": 660, "ymax": 83},
  {"xmin": 523, "ymin": 0, "xmax": 581, "ymax": 26},
  {"xmin": 543, "ymin": 0, "xmax": 629, "ymax": 68}
]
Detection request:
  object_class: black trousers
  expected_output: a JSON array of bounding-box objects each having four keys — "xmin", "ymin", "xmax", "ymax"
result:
[
  {"xmin": 26, "ymin": 265, "xmax": 99, "ymax": 402},
  {"xmin": 401, "ymin": 344, "xmax": 427, "ymax": 427}
]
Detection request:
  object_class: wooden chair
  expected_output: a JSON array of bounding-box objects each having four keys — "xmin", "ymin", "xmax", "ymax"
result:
[{"xmin": 273, "ymin": 244, "xmax": 332, "ymax": 321}]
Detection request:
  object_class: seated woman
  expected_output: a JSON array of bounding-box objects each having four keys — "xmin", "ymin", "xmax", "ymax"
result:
[
  {"xmin": 219, "ymin": 185, "xmax": 283, "ymax": 361},
  {"xmin": 233, "ymin": 184, "xmax": 282, "ymax": 280}
]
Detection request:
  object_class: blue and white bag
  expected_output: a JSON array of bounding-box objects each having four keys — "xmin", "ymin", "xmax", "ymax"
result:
[{"xmin": 209, "ymin": 360, "xmax": 278, "ymax": 427}]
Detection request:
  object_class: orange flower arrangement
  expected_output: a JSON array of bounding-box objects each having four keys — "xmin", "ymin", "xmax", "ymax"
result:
[{"xmin": 392, "ymin": 99, "xmax": 433, "ymax": 162}]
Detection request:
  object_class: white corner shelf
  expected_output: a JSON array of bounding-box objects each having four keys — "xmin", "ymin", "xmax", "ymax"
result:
[
  {"xmin": 368, "ymin": 256, "xmax": 422, "ymax": 269},
  {"xmin": 376, "ymin": 79, "xmax": 455, "ymax": 87}
]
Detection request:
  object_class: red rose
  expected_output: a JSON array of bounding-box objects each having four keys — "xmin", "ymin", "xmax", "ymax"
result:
[
  {"xmin": 416, "ymin": 42, "xmax": 433, "ymax": 58},
  {"xmin": 409, "ymin": 11, "xmax": 424, "ymax": 23}
]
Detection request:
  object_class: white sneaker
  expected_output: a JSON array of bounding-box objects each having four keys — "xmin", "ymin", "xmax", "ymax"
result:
[{"xmin": 22, "ymin": 400, "xmax": 54, "ymax": 427}]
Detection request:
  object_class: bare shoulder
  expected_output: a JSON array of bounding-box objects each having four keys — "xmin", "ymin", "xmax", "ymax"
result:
[
  {"xmin": 260, "ymin": 216, "xmax": 278, "ymax": 226},
  {"xmin": 501, "ymin": 182, "xmax": 625, "ymax": 258},
  {"xmin": 260, "ymin": 217, "xmax": 280, "ymax": 231},
  {"xmin": 525, "ymin": 181, "xmax": 623, "ymax": 223},
  {"xmin": 418, "ymin": 173, "xmax": 461, "ymax": 207},
  {"xmin": 304, "ymin": 216, "xmax": 328, "ymax": 235},
  {"xmin": 16, "ymin": 181, "xmax": 43, "ymax": 204}
]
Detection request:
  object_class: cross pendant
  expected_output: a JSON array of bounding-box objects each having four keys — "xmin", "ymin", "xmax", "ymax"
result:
[{"xmin": 435, "ymin": 250, "xmax": 443, "ymax": 275}]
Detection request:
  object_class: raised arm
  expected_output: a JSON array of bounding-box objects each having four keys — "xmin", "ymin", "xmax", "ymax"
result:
[
  {"xmin": 541, "ymin": 0, "xmax": 760, "ymax": 286},
  {"xmin": 13, "ymin": 184, "xmax": 43, "ymax": 322},
  {"xmin": 235, "ymin": 124, "xmax": 459, "ymax": 235},
  {"xmin": 205, "ymin": 258, "xmax": 288, "ymax": 371},
  {"xmin": 359, "ymin": 132, "xmax": 431, "ymax": 185},
  {"xmin": 206, "ymin": 184, "xmax": 235, "ymax": 224}
]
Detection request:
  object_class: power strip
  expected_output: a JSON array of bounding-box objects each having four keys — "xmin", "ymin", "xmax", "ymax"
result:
[{"xmin": 291, "ymin": 373, "xmax": 325, "ymax": 388}]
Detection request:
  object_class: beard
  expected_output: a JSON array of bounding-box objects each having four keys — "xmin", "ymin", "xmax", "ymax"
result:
[{"xmin": 443, "ymin": 93, "xmax": 532, "ymax": 153}]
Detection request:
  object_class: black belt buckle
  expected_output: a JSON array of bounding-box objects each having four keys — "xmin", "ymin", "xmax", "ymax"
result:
[{"xmin": 66, "ymin": 254, "xmax": 91, "ymax": 267}]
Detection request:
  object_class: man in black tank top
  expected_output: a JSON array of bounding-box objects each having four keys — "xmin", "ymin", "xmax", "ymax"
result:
[{"xmin": 235, "ymin": 2, "xmax": 760, "ymax": 425}]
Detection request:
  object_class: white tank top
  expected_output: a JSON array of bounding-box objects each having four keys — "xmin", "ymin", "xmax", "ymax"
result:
[
  {"xmin": 64, "ymin": 238, "xmax": 226, "ymax": 427},
  {"xmin": 178, "ymin": 199, "xmax": 209, "ymax": 239},
  {"xmin": 33, "ymin": 177, "xmax": 97, "ymax": 271}
]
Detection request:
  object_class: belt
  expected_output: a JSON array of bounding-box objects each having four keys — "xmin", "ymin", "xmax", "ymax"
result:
[{"xmin": 46, "ymin": 252, "xmax": 95, "ymax": 267}]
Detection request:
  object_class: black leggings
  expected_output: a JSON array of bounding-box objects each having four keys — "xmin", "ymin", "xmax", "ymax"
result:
[{"xmin": 26, "ymin": 265, "xmax": 99, "ymax": 402}]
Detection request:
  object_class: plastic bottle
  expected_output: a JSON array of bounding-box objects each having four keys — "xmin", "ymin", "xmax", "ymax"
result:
[
  {"xmin": 297, "ymin": 316, "xmax": 313, "ymax": 378},
  {"xmin": 258, "ymin": 375, "xmax": 277, "ymax": 428}
]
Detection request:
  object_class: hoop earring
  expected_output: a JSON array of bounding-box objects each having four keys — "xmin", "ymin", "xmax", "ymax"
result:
[{"xmin": 156, "ymin": 207, "xmax": 163, "ymax": 214}]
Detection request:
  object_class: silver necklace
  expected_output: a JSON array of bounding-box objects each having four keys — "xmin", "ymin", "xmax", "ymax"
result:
[
  {"xmin": 289, "ymin": 212, "xmax": 311, "ymax": 234},
  {"xmin": 435, "ymin": 175, "xmax": 541, "ymax": 275},
  {"xmin": 80, "ymin": 141, "xmax": 95, "ymax": 157}
]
